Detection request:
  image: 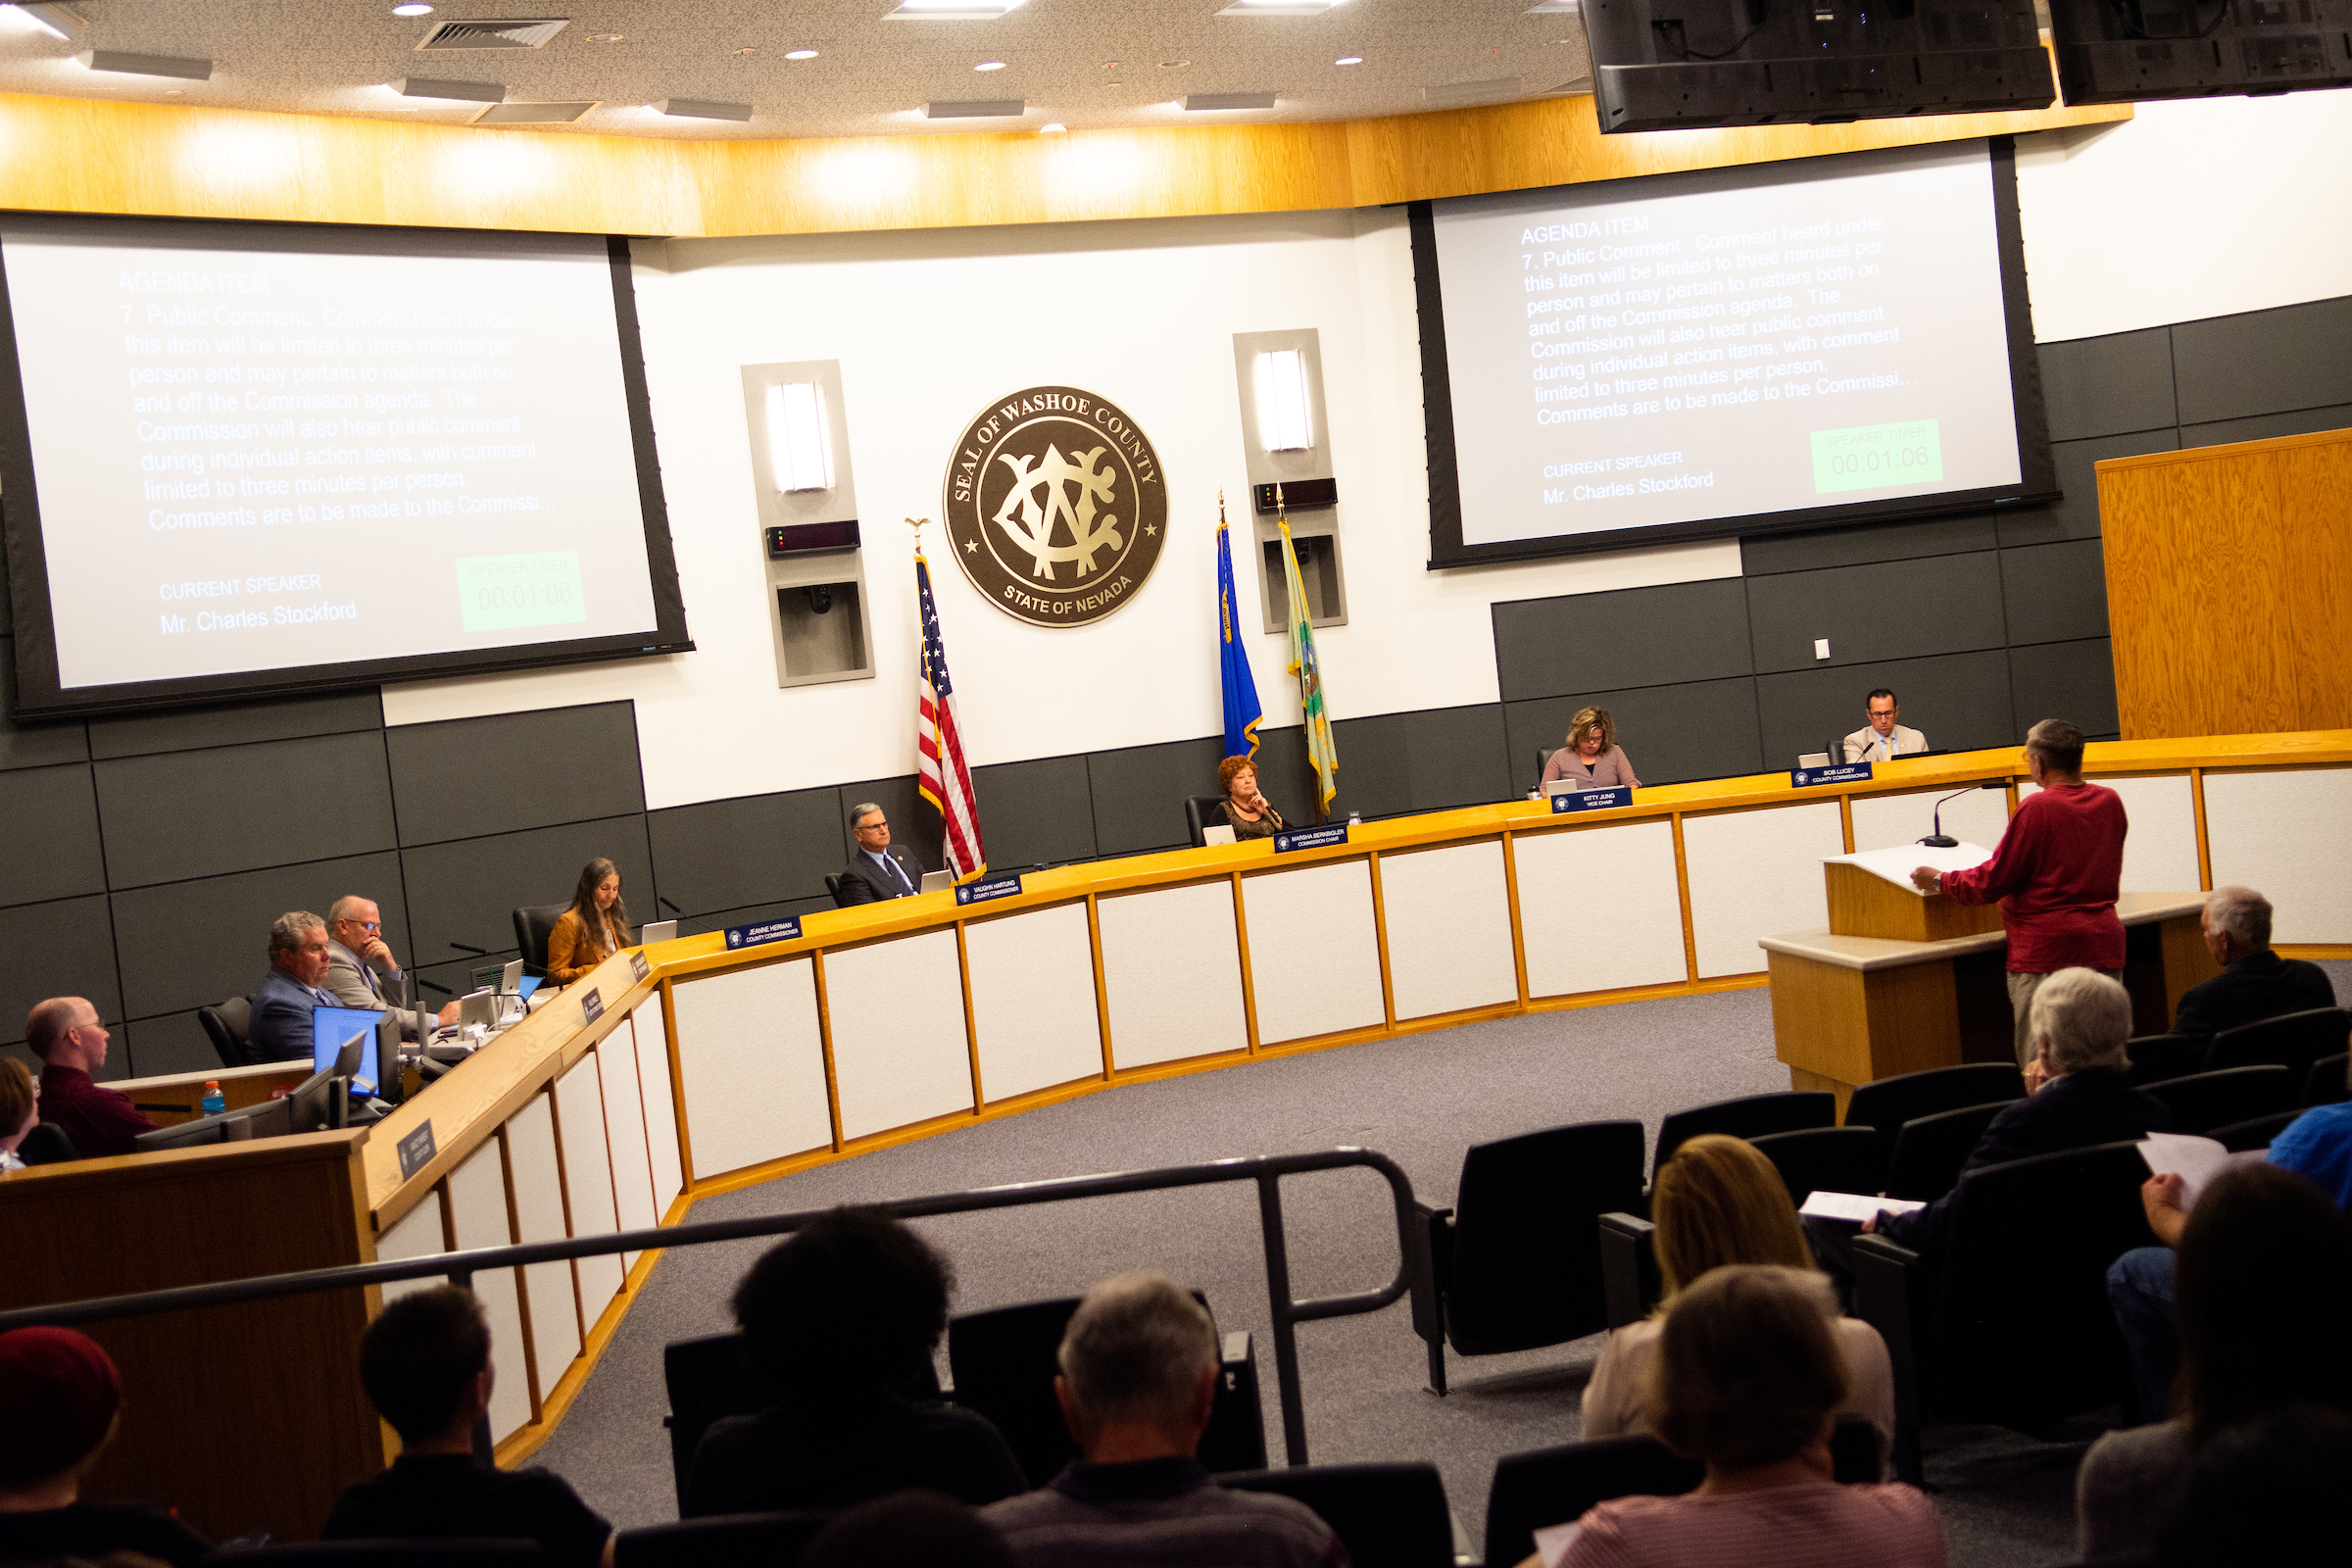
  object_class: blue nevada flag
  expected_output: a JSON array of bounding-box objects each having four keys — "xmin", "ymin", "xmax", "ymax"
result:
[{"xmin": 1215, "ymin": 495, "xmax": 1263, "ymax": 760}]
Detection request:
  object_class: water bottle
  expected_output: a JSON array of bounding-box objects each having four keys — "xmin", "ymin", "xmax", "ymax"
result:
[{"xmin": 201, "ymin": 1080, "xmax": 225, "ymax": 1116}]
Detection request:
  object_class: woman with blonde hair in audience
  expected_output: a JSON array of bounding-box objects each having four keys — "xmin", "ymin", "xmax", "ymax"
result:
[
  {"xmin": 1546, "ymin": 1266, "xmax": 1946, "ymax": 1568},
  {"xmin": 546, "ymin": 858, "xmax": 635, "ymax": 986},
  {"xmin": 1583, "ymin": 1134, "xmax": 1894, "ymax": 1462}
]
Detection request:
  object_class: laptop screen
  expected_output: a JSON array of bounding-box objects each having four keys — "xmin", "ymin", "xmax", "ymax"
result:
[{"xmin": 311, "ymin": 1005, "xmax": 382, "ymax": 1095}]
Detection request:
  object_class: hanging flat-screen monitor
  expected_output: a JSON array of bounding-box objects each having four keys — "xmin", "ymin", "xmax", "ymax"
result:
[
  {"xmin": 1415, "ymin": 138, "xmax": 2056, "ymax": 567},
  {"xmin": 0, "ymin": 218, "xmax": 691, "ymax": 717}
]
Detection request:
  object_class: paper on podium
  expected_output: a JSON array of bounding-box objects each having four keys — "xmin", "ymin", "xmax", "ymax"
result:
[{"xmin": 1827, "ymin": 842, "xmax": 1994, "ymax": 895}]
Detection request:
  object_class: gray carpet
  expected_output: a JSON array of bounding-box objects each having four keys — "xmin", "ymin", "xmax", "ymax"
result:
[{"xmin": 533, "ymin": 963, "xmax": 2352, "ymax": 1565}]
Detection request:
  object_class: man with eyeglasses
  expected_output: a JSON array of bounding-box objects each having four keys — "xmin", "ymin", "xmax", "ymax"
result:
[{"xmin": 326, "ymin": 895, "xmax": 462, "ymax": 1041}]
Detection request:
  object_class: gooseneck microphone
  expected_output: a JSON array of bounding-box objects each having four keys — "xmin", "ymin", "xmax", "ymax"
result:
[
  {"xmin": 1919, "ymin": 780, "xmax": 2008, "ymax": 848},
  {"xmin": 660, "ymin": 897, "xmax": 684, "ymax": 916}
]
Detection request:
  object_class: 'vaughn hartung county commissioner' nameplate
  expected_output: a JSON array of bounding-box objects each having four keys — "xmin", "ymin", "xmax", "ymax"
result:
[{"xmin": 943, "ymin": 386, "xmax": 1167, "ymax": 628}]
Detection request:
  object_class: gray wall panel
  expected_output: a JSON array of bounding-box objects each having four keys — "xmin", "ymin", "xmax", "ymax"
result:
[
  {"xmin": 0, "ymin": 895, "xmax": 123, "ymax": 1055},
  {"xmin": 88, "ymin": 688, "xmax": 384, "ymax": 760},
  {"xmin": 2180, "ymin": 403, "xmax": 2352, "ymax": 450},
  {"xmin": 1328, "ymin": 704, "xmax": 1509, "ymax": 818},
  {"xmin": 649, "ymin": 786, "xmax": 844, "ymax": 918},
  {"xmin": 2173, "ymin": 297, "xmax": 2352, "ymax": 427},
  {"xmin": 1506, "ymin": 678, "xmax": 1764, "ymax": 788},
  {"xmin": 122, "ymin": 1012, "xmax": 227, "ymax": 1083},
  {"xmin": 2036, "ymin": 329, "xmax": 2178, "ymax": 441},
  {"xmin": 1755, "ymin": 649, "xmax": 2016, "ymax": 767},
  {"xmin": 1494, "ymin": 577, "xmax": 1753, "ymax": 703},
  {"xmin": 0, "ymin": 763, "xmax": 105, "ymax": 909},
  {"xmin": 1746, "ymin": 553, "xmax": 2007, "ymax": 674},
  {"xmin": 1740, "ymin": 512, "xmax": 2000, "ymax": 576},
  {"xmin": 399, "ymin": 816, "xmax": 653, "ymax": 971},
  {"xmin": 1997, "ymin": 430, "xmax": 2180, "ymax": 548},
  {"xmin": 2010, "ymin": 638, "xmax": 2120, "ymax": 740},
  {"xmin": 388, "ymin": 702, "xmax": 642, "ymax": 847},
  {"xmin": 95, "ymin": 731, "xmax": 398, "ymax": 889},
  {"xmin": 970, "ymin": 755, "xmax": 1099, "ymax": 869},
  {"xmin": 1087, "ymin": 735, "xmax": 1229, "ymax": 858},
  {"xmin": 835, "ymin": 775, "xmax": 945, "ymax": 872},
  {"xmin": 109, "ymin": 851, "xmax": 410, "ymax": 1023},
  {"xmin": 2001, "ymin": 540, "xmax": 2111, "ymax": 647},
  {"xmin": 0, "ymin": 639, "xmax": 86, "ymax": 771}
]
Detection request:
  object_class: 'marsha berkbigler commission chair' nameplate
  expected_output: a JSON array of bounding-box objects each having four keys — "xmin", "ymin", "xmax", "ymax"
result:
[{"xmin": 942, "ymin": 385, "xmax": 1168, "ymax": 628}]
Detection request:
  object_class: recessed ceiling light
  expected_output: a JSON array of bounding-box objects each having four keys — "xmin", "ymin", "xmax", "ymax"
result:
[
  {"xmin": 164, "ymin": 88, "xmax": 184, "ymax": 95},
  {"xmin": 1159, "ymin": 59, "xmax": 1189, "ymax": 68},
  {"xmin": 975, "ymin": 59, "xmax": 1006, "ymax": 70},
  {"xmin": 10, "ymin": 3, "xmax": 87, "ymax": 38},
  {"xmin": 1216, "ymin": 0, "xmax": 1350, "ymax": 13},
  {"xmin": 1335, "ymin": 55, "xmax": 1363, "ymax": 65},
  {"xmin": 786, "ymin": 48, "xmax": 818, "ymax": 59},
  {"xmin": 657, "ymin": 96, "xmax": 753, "ymax": 120},
  {"xmin": 589, "ymin": 32, "xmax": 623, "ymax": 42},
  {"xmin": 1040, "ymin": 122, "xmax": 1066, "ymax": 132},
  {"xmin": 392, "ymin": 2, "xmax": 434, "ymax": 15},
  {"xmin": 884, "ymin": 0, "xmax": 1030, "ymax": 16}
]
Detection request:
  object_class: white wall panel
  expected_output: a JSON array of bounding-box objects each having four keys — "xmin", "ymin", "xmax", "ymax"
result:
[
  {"xmin": 1379, "ymin": 841, "xmax": 1518, "ymax": 1021},
  {"xmin": 503, "ymin": 1093, "xmax": 582, "ymax": 1395},
  {"xmin": 1243, "ymin": 859, "xmax": 1387, "ymax": 1046},
  {"xmin": 671, "ymin": 957, "xmax": 833, "ymax": 1179},
  {"xmin": 2205, "ymin": 767, "xmax": 2352, "ymax": 945},
  {"xmin": 1515, "ymin": 819, "xmax": 1688, "ymax": 996},
  {"xmin": 1850, "ymin": 785, "xmax": 2012, "ymax": 856},
  {"xmin": 2022, "ymin": 774, "xmax": 2203, "ymax": 894},
  {"xmin": 1099, "ymin": 880, "xmax": 1249, "ymax": 1068},
  {"xmin": 629, "ymin": 1007, "xmax": 685, "ymax": 1212},
  {"xmin": 444, "ymin": 1139, "xmax": 533, "ymax": 1443},
  {"xmin": 599, "ymin": 1033, "xmax": 658, "ymax": 1270},
  {"xmin": 966, "ymin": 903, "xmax": 1103, "ymax": 1102},
  {"xmin": 553, "ymin": 1057, "xmax": 626, "ymax": 1314},
  {"xmin": 373, "ymin": 1188, "xmax": 447, "ymax": 1307},
  {"xmin": 1683, "ymin": 802, "xmax": 1846, "ymax": 978},
  {"xmin": 826, "ymin": 928, "xmax": 974, "ymax": 1141}
]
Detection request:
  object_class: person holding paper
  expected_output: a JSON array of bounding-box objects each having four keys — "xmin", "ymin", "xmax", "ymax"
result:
[
  {"xmin": 1541, "ymin": 708, "xmax": 1641, "ymax": 791},
  {"xmin": 1214, "ymin": 757, "xmax": 1285, "ymax": 841},
  {"xmin": 2169, "ymin": 885, "xmax": 2336, "ymax": 1042},
  {"xmin": 1912, "ymin": 719, "xmax": 2127, "ymax": 1068},
  {"xmin": 1842, "ymin": 689, "xmax": 1927, "ymax": 763}
]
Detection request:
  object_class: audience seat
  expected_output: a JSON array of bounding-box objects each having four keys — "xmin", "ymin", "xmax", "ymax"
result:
[
  {"xmin": 17, "ymin": 1123, "xmax": 81, "ymax": 1166},
  {"xmin": 2124, "ymin": 1033, "xmax": 2203, "ymax": 1086},
  {"xmin": 205, "ymin": 1544, "xmax": 548, "ymax": 1567},
  {"xmin": 2142, "ymin": 1065, "xmax": 2296, "ymax": 1136},
  {"xmin": 1882, "ymin": 1102, "xmax": 2009, "ymax": 1203},
  {"xmin": 2305, "ymin": 1052, "xmax": 2350, "ymax": 1106},
  {"xmin": 1852, "ymin": 1140, "xmax": 2154, "ymax": 1485},
  {"xmin": 1218, "ymin": 1461, "xmax": 1453, "ymax": 1568},
  {"xmin": 511, "ymin": 903, "xmax": 568, "ymax": 976},
  {"xmin": 1595, "ymin": 1212, "xmax": 1659, "ymax": 1330},
  {"xmin": 2211, "ymin": 1109, "xmax": 2303, "ymax": 1152},
  {"xmin": 1651, "ymin": 1092, "xmax": 1835, "ymax": 1181},
  {"xmin": 198, "ymin": 996, "xmax": 255, "ymax": 1069},
  {"xmin": 661, "ymin": 1332, "xmax": 949, "ymax": 1504},
  {"xmin": 1183, "ymin": 794, "xmax": 1231, "ymax": 848},
  {"xmin": 1746, "ymin": 1126, "xmax": 1883, "ymax": 1205},
  {"xmin": 1408, "ymin": 1120, "xmax": 1646, "ymax": 1395},
  {"xmin": 614, "ymin": 1511, "xmax": 832, "ymax": 1568},
  {"xmin": 2203, "ymin": 1005, "xmax": 2351, "ymax": 1079},
  {"xmin": 1482, "ymin": 1417, "xmax": 1882, "ymax": 1567},
  {"xmin": 1841, "ymin": 1062, "xmax": 2023, "ymax": 1179}
]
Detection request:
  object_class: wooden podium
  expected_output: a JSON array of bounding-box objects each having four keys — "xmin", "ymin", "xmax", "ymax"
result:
[{"xmin": 1763, "ymin": 861, "xmax": 2218, "ymax": 1113}]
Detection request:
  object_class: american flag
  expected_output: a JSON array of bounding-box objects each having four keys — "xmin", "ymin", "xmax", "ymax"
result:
[{"xmin": 915, "ymin": 552, "xmax": 985, "ymax": 879}]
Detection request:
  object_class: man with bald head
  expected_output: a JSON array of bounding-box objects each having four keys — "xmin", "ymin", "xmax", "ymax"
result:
[
  {"xmin": 324, "ymin": 896, "xmax": 461, "ymax": 1041},
  {"xmin": 24, "ymin": 998, "xmax": 151, "ymax": 1158}
]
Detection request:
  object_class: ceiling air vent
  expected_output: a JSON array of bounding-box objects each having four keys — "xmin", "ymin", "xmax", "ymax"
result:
[{"xmin": 416, "ymin": 18, "xmax": 570, "ymax": 50}]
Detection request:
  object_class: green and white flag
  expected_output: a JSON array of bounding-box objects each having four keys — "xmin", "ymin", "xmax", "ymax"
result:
[{"xmin": 1277, "ymin": 515, "xmax": 1338, "ymax": 821}]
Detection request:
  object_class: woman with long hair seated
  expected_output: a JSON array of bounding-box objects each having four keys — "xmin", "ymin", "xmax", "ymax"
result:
[
  {"xmin": 1549, "ymin": 1265, "xmax": 1946, "ymax": 1568},
  {"xmin": 1214, "ymin": 755, "xmax": 1285, "ymax": 841},
  {"xmin": 1584, "ymin": 1134, "xmax": 1894, "ymax": 1464},
  {"xmin": 547, "ymin": 857, "xmax": 635, "ymax": 986}
]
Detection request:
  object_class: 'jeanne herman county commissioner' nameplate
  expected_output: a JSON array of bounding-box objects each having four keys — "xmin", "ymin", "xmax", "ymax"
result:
[{"xmin": 942, "ymin": 385, "xmax": 1168, "ymax": 628}]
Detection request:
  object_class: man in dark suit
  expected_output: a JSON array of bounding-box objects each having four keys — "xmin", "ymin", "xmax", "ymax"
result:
[
  {"xmin": 837, "ymin": 803, "xmax": 929, "ymax": 906},
  {"xmin": 248, "ymin": 911, "xmax": 342, "ymax": 1062},
  {"xmin": 2171, "ymin": 885, "xmax": 2337, "ymax": 1041}
]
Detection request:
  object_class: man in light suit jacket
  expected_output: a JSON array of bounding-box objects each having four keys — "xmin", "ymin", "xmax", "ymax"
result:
[
  {"xmin": 249, "ymin": 910, "xmax": 342, "ymax": 1062},
  {"xmin": 1842, "ymin": 687, "xmax": 1929, "ymax": 762},
  {"xmin": 836, "ymin": 803, "xmax": 930, "ymax": 906},
  {"xmin": 325, "ymin": 895, "xmax": 461, "ymax": 1040}
]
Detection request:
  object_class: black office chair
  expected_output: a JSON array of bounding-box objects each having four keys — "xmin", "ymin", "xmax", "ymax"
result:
[
  {"xmin": 1881, "ymin": 1101, "xmax": 2008, "ymax": 1202},
  {"xmin": 1652, "ymin": 1092, "xmax": 1836, "ymax": 1181},
  {"xmin": 1218, "ymin": 1462, "xmax": 1453, "ymax": 1568},
  {"xmin": 2143, "ymin": 1065, "xmax": 2297, "ymax": 1136},
  {"xmin": 1533, "ymin": 747, "xmax": 1558, "ymax": 790},
  {"xmin": 17, "ymin": 1123, "xmax": 81, "ymax": 1166},
  {"xmin": 206, "ymin": 1544, "xmax": 548, "ymax": 1568},
  {"xmin": 512, "ymin": 903, "xmax": 568, "ymax": 975},
  {"xmin": 1184, "ymin": 794, "xmax": 1232, "ymax": 848},
  {"xmin": 1409, "ymin": 1120, "xmax": 1646, "ymax": 1394},
  {"xmin": 1842, "ymin": 1062, "xmax": 2024, "ymax": 1179},
  {"xmin": 615, "ymin": 1511, "xmax": 833, "ymax": 1568},
  {"xmin": 1747, "ymin": 1125, "xmax": 1884, "ymax": 1205},
  {"xmin": 2205, "ymin": 1006, "xmax": 2351, "ymax": 1080},
  {"xmin": 1596, "ymin": 1211, "xmax": 1660, "ymax": 1329},
  {"xmin": 2125, "ymin": 1033, "xmax": 2205, "ymax": 1086},
  {"xmin": 2305, "ymin": 1052, "xmax": 2350, "ymax": 1106},
  {"xmin": 2211, "ymin": 1109, "xmax": 2303, "ymax": 1152},
  {"xmin": 198, "ymin": 996, "xmax": 255, "ymax": 1069},
  {"xmin": 823, "ymin": 874, "xmax": 848, "ymax": 907}
]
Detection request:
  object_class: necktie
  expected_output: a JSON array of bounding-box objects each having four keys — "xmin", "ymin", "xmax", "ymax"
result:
[{"xmin": 892, "ymin": 854, "xmax": 914, "ymax": 894}]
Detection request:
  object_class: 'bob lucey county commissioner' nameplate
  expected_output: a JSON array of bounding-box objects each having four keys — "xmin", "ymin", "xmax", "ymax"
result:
[{"xmin": 942, "ymin": 385, "xmax": 1168, "ymax": 628}]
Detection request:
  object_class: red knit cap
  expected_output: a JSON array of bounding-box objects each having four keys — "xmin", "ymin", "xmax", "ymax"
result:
[{"xmin": 0, "ymin": 1327, "xmax": 122, "ymax": 1484}]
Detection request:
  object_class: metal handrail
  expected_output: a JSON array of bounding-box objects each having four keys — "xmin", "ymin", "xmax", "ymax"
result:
[{"xmin": 0, "ymin": 1146, "xmax": 1424, "ymax": 1466}]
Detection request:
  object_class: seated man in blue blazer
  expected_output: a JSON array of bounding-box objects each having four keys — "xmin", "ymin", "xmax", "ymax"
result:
[
  {"xmin": 836, "ymin": 803, "xmax": 929, "ymax": 906},
  {"xmin": 249, "ymin": 910, "xmax": 342, "ymax": 1062}
]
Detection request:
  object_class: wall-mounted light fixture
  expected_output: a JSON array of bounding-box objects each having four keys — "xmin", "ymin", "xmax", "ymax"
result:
[
  {"xmin": 1252, "ymin": 348, "xmax": 1313, "ymax": 453},
  {"xmin": 764, "ymin": 381, "xmax": 835, "ymax": 493}
]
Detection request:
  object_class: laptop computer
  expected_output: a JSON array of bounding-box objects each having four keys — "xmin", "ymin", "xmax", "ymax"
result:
[
  {"xmin": 919, "ymin": 870, "xmax": 955, "ymax": 894},
  {"xmin": 639, "ymin": 918, "xmax": 678, "ymax": 945}
]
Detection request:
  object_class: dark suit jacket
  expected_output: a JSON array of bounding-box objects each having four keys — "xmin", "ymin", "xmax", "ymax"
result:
[
  {"xmin": 2172, "ymin": 950, "xmax": 2337, "ymax": 1041},
  {"xmin": 1879, "ymin": 1065, "xmax": 2172, "ymax": 1256},
  {"xmin": 249, "ymin": 967, "xmax": 339, "ymax": 1062},
  {"xmin": 837, "ymin": 844, "xmax": 928, "ymax": 906}
]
